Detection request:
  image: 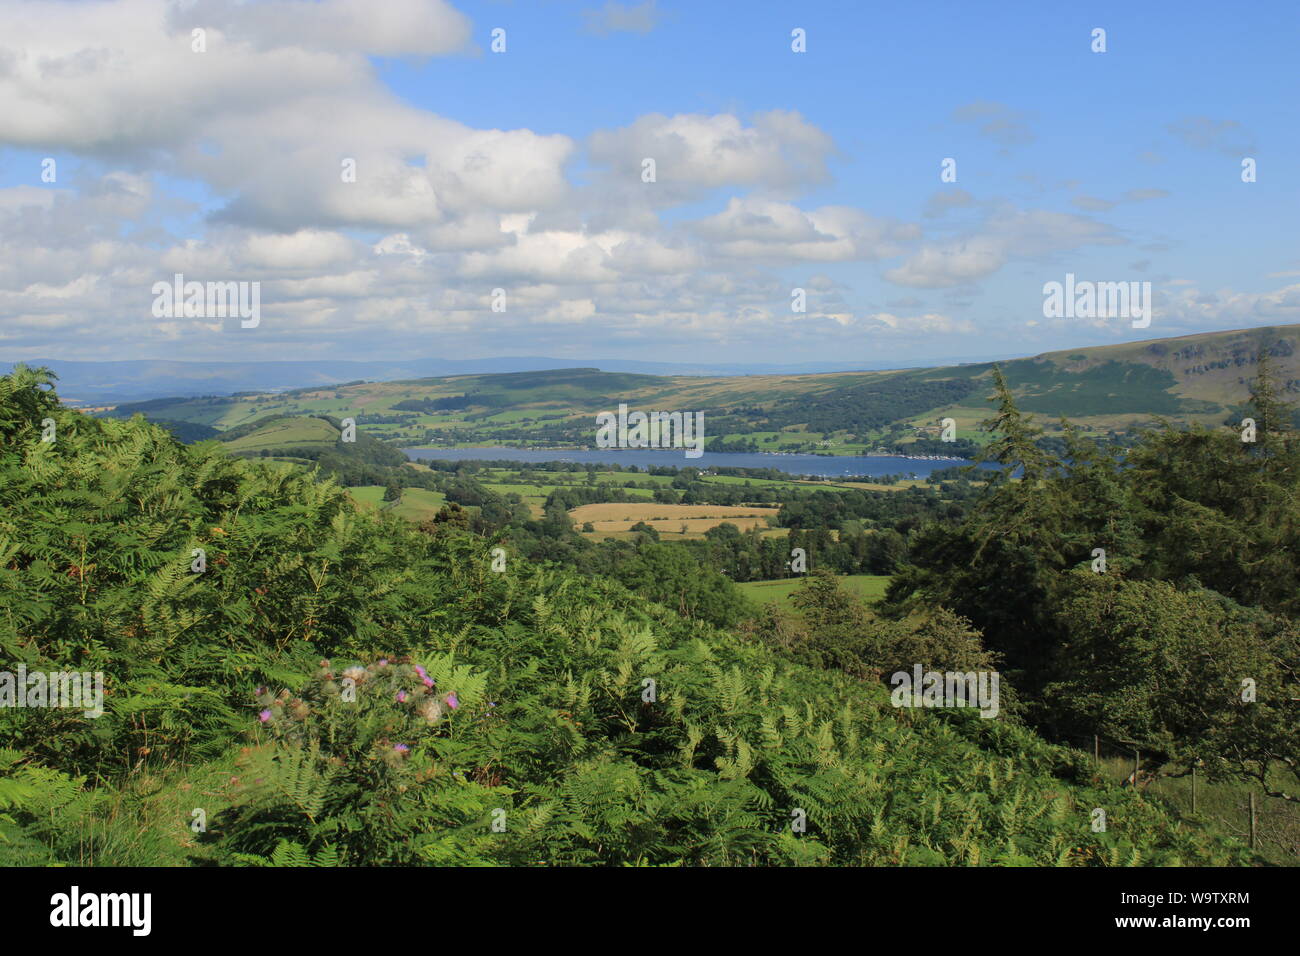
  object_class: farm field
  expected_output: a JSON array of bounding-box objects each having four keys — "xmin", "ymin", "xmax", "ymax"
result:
[
  {"xmin": 739, "ymin": 573, "xmax": 892, "ymax": 609},
  {"xmin": 806, "ymin": 478, "xmax": 931, "ymax": 492},
  {"xmin": 569, "ymin": 502, "xmax": 781, "ymax": 536},
  {"xmin": 222, "ymin": 415, "xmax": 338, "ymax": 453},
  {"xmin": 347, "ymin": 486, "xmax": 447, "ymax": 523}
]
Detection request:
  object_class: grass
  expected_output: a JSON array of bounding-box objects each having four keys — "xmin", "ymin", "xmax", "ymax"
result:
[
  {"xmin": 810, "ymin": 479, "xmax": 930, "ymax": 491},
  {"xmin": 738, "ymin": 574, "xmax": 892, "ymax": 609},
  {"xmin": 99, "ymin": 325, "xmax": 1296, "ymax": 452},
  {"xmin": 347, "ymin": 486, "xmax": 447, "ymax": 523},
  {"xmin": 700, "ymin": 474, "xmax": 811, "ymax": 490},
  {"xmin": 1096, "ymin": 756, "xmax": 1300, "ymax": 866},
  {"xmin": 570, "ymin": 502, "xmax": 780, "ymax": 536},
  {"xmin": 223, "ymin": 416, "xmax": 339, "ymax": 453}
]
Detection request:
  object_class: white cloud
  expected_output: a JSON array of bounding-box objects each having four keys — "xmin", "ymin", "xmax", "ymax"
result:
[
  {"xmin": 587, "ymin": 110, "xmax": 835, "ymax": 200},
  {"xmin": 865, "ymin": 312, "xmax": 973, "ymax": 335},
  {"xmin": 884, "ymin": 237, "xmax": 1005, "ymax": 288},
  {"xmin": 886, "ymin": 208, "xmax": 1122, "ymax": 288},
  {"xmin": 0, "ymin": 0, "xmax": 568, "ymax": 236},
  {"xmin": 0, "ymin": 0, "xmax": 1229, "ymax": 365},
  {"xmin": 692, "ymin": 198, "xmax": 916, "ymax": 262},
  {"xmin": 175, "ymin": 0, "xmax": 473, "ymax": 56}
]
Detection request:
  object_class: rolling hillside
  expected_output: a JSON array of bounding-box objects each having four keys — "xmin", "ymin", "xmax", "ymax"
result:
[
  {"xmin": 220, "ymin": 414, "xmax": 341, "ymax": 454},
  {"xmin": 94, "ymin": 324, "xmax": 1300, "ymax": 455}
]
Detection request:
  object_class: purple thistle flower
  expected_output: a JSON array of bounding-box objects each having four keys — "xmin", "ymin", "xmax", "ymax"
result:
[
  {"xmin": 396, "ymin": 690, "xmax": 408, "ymax": 703},
  {"xmin": 393, "ymin": 743, "xmax": 410, "ymax": 753},
  {"xmin": 445, "ymin": 692, "xmax": 459, "ymax": 710},
  {"xmin": 258, "ymin": 709, "xmax": 272, "ymax": 723}
]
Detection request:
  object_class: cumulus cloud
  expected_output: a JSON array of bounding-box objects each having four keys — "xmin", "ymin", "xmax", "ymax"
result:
[
  {"xmin": 691, "ymin": 198, "xmax": 917, "ymax": 262},
  {"xmin": 0, "ymin": 0, "xmax": 568, "ymax": 236},
  {"xmin": 1160, "ymin": 281, "xmax": 1300, "ymax": 330},
  {"xmin": 885, "ymin": 208, "xmax": 1122, "ymax": 289},
  {"xmin": 587, "ymin": 110, "xmax": 835, "ymax": 200},
  {"xmin": 884, "ymin": 238, "xmax": 1005, "ymax": 289},
  {"xmin": 172, "ymin": 0, "xmax": 473, "ymax": 55},
  {"xmin": 863, "ymin": 312, "xmax": 973, "ymax": 335},
  {"xmin": 3, "ymin": 0, "xmax": 1239, "ymax": 365}
]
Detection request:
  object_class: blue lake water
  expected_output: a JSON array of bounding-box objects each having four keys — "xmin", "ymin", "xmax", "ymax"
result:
[{"xmin": 403, "ymin": 446, "xmax": 983, "ymax": 479}]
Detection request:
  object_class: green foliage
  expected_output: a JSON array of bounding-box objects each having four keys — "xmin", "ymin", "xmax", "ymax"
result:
[
  {"xmin": 885, "ymin": 361, "xmax": 1300, "ymax": 806},
  {"xmin": 0, "ymin": 370, "xmax": 1265, "ymax": 865},
  {"xmin": 612, "ymin": 540, "xmax": 747, "ymax": 628},
  {"xmin": 751, "ymin": 574, "xmax": 1000, "ymax": 689}
]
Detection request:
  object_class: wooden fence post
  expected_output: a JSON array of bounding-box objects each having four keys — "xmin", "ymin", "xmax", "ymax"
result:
[{"xmin": 1249, "ymin": 792, "xmax": 1257, "ymax": 851}]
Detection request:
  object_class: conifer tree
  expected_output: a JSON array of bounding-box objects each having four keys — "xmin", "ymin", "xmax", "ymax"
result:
[
  {"xmin": 1246, "ymin": 345, "xmax": 1298, "ymax": 478},
  {"xmin": 978, "ymin": 366, "xmax": 1055, "ymax": 483}
]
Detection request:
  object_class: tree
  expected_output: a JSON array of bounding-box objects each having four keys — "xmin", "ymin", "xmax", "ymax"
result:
[
  {"xmin": 786, "ymin": 570, "xmax": 880, "ymax": 678},
  {"xmin": 1040, "ymin": 572, "xmax": 1285, "ymax": 776},
  {"xmin": 383, "ymin": 481, "xmax": 402, "ymax": 503},
  {"xmin": 419, "ymin": 502, "xmax": 471, "ymax": 534},
  {"xmin": 614, "ymin": 540, "xmax": 746, "ymax": 627},
  {"xmin": 0, "ymin": 368, "xmax": 1263, "ymax": 867},
  {"xmin": 874, "ymin": 607, "xmax": 999, "ymax": 679},
  {"xmin": 881, "ymin": 375, "xmax": 1076, "ymax": 692},
  {"xmin": 1246, "ymin": 345, "xmax": 1297, "ymax": 466},
  {"xmin": 978, "ymin": 366, "xmax": 1054, "ymax": 483}
]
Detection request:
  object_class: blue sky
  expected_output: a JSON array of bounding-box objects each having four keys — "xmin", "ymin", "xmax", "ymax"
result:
[{"xmin": 0, "ymin": 0, "xmax": 1296, "ymax": 367}]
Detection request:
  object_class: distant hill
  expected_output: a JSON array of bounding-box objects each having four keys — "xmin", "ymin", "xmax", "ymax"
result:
[
  {"xmin": 202, "ymin": 413, "xmax": 412, "ymax": 490},
  {"xmin": 3, "ymin": 354, "xmax": 966, "ymax": 405},
  {"xmin": 218, "ymin": 414, "xmax": 342, "ymax": 455},
  {"xmin": 92, "ymin": 324, "xmax": 1300, "ymax": 456}
]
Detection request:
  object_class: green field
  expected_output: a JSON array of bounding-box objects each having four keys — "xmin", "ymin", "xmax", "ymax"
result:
[
  {"xmin": 347, "ymin": 485, "xmax": 447, "ymax": 523},
  {"xmin": 739, "ymin": 574, "xmax": 891, "ymax": 609},
  {"xmin": 222, "ymin": 415, "xmax": 339, "ymax": 453}
]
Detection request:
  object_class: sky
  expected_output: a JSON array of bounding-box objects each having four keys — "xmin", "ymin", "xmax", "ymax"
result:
[{"xmin": 0, "ymin": 0, "xmax": 1297, "ymax": 368}]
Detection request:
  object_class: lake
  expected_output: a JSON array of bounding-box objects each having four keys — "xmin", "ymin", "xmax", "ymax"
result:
[{"xmin": 402, "ymin": 446, "xmax": 983, "ymax": 479}]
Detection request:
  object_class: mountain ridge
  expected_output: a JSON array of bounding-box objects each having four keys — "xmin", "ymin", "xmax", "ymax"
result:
[{"xmin": 89, "ymin": 323, "xmax": 1300, "ymax": 458}]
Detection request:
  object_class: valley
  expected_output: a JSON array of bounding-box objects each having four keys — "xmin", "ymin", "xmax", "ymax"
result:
[{"xmin": 95, "ymin": 323, "xmax": 1300, "ymax": 459}]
